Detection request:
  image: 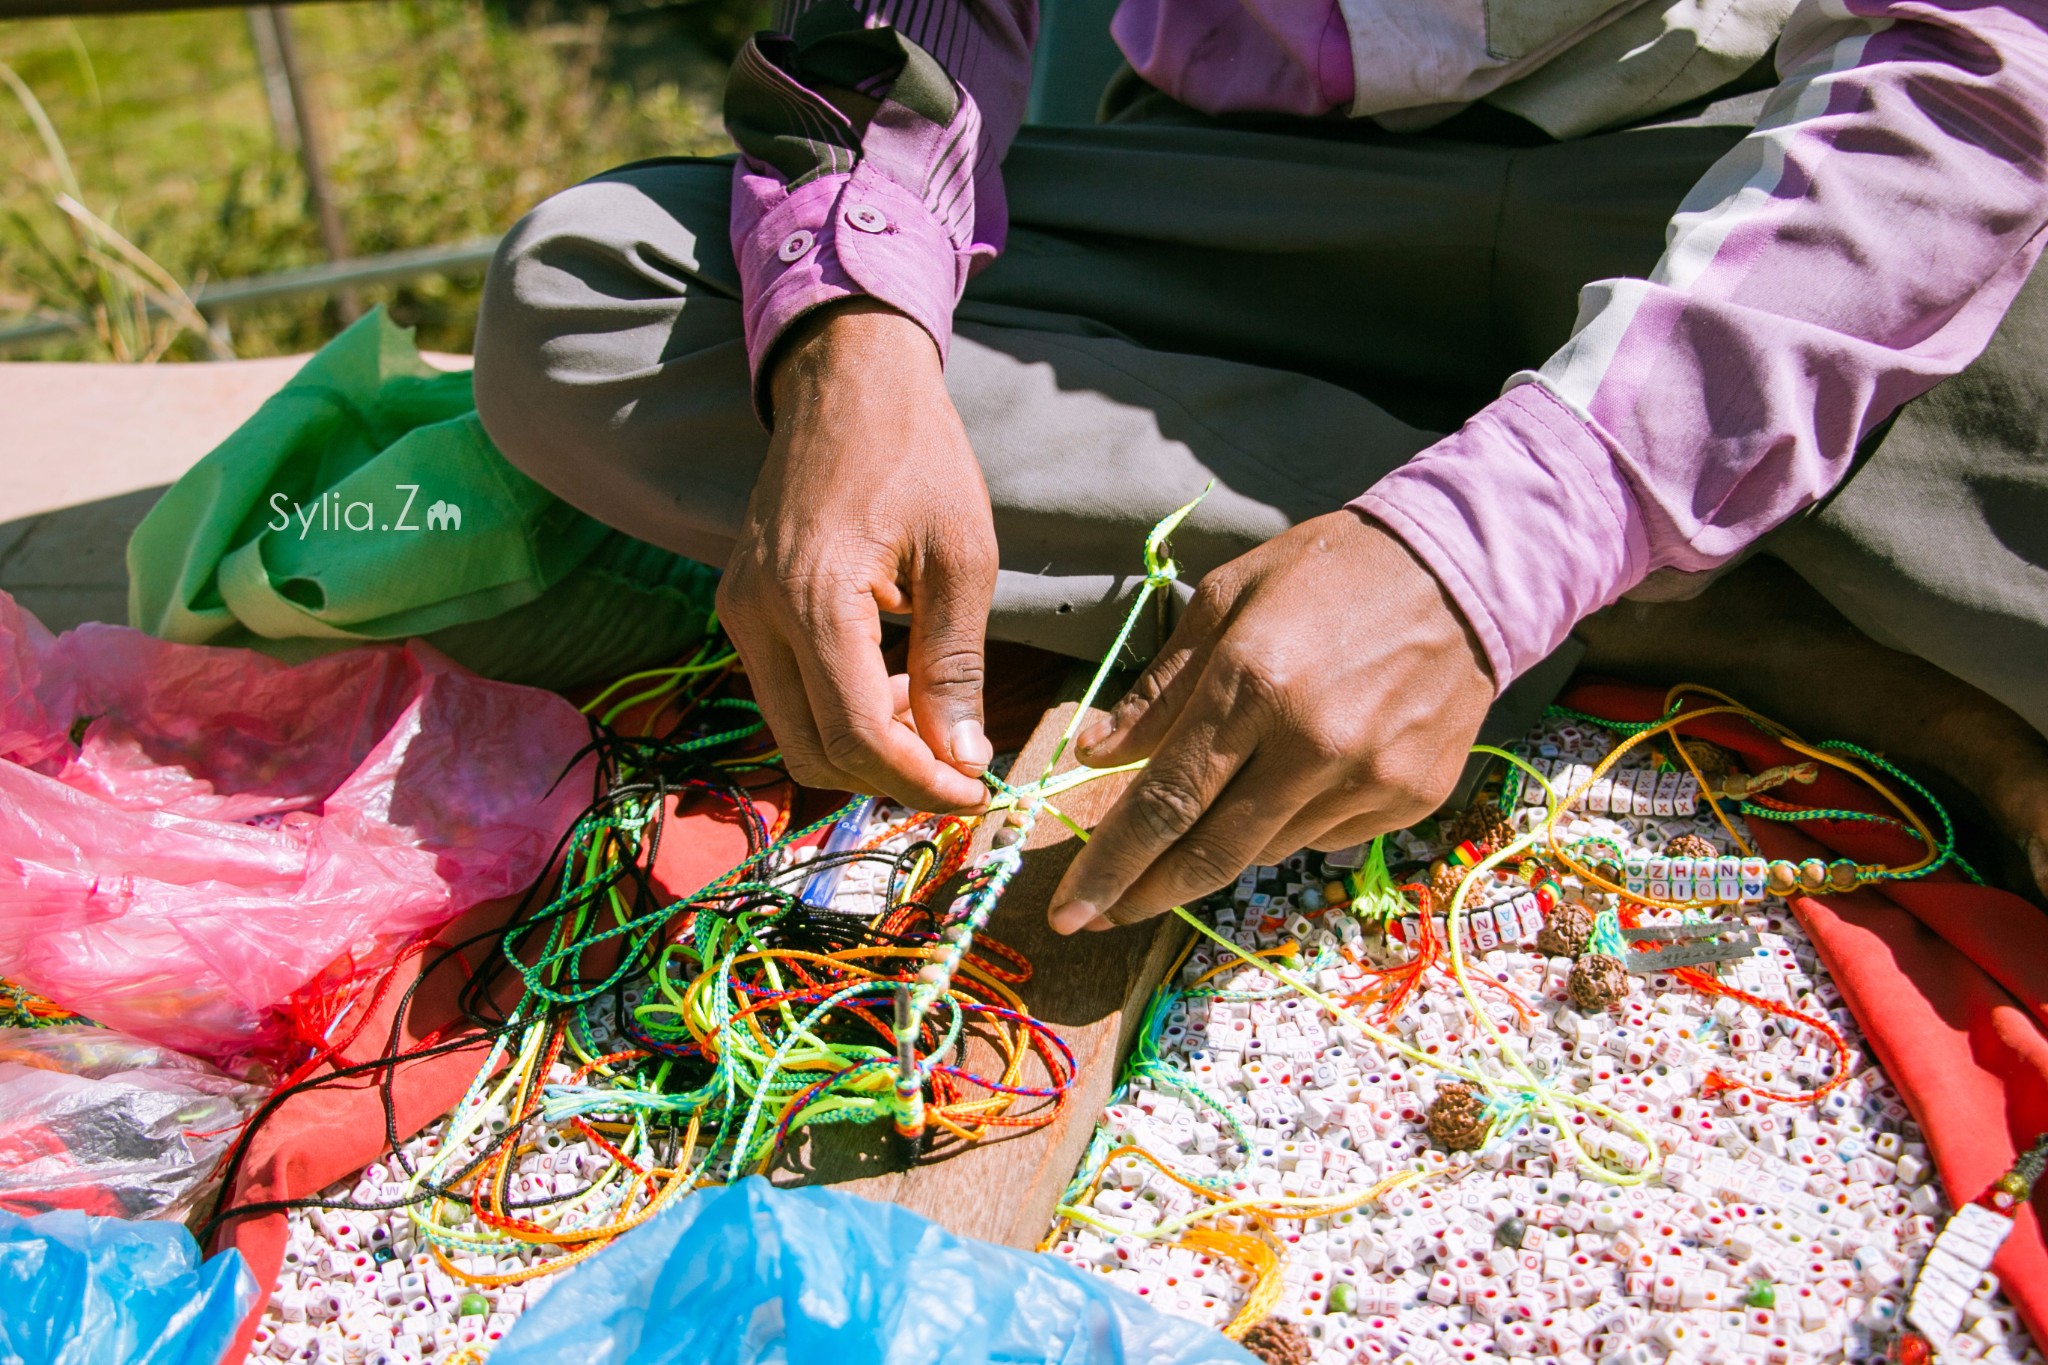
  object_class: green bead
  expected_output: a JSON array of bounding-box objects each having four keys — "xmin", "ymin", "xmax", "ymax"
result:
[
  {"xmin": 1328, "ymin": 1282, "xmax": 1357, "ymax": 1314},
  {"xmin": 458, "ymin": 1292, "xmax": 491, "ymax": 1318},
  {"xmin": 370, "ymin": 1245, "xmax": 394, "ymax": 1264},
  {"xmin": 1495, "ymin": 1216, "xmax": 1527, "ymax": 1248},
  {"xmin": 1997, "ymin": 1171, "xmax": 2030, "ymax": 1198},
  {"xmin": 1745, "ymin": 1281, "xmax": 1776, "ymax": 1309}
]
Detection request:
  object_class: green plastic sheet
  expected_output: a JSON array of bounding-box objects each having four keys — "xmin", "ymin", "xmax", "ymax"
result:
[{"xmin": 128, "ymin": 309, "xmax": 716, "ymax": 689}]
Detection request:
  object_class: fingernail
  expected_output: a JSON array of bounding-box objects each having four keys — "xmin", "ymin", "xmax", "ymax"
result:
[
  {"xmin": 1077, "ymin": 716, "xmax": 1115, "ymax": 753},
  {"xmin": 1083, "ymin": 914, "xmax": 1114, "ymax": 932},
  {"xmin": 951, "ymin": 719, "xmax": 993, "ymax": 772},
  {"xmin": 1050, "ymin": 899, "xmax": 1097, "ymax": 936}
]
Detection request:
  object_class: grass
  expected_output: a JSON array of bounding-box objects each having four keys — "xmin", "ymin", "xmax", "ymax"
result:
[{"xmin": 0, "ymin": 0, "xmax": 752, "ymax": 360}]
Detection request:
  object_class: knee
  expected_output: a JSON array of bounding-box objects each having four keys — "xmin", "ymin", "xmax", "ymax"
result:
[
  {"xmin": 472, "ymin": 163, "xmax": 734, "ymax": 485},
  {"xmin": 474, "ymin": 180, "xmax": 627, "ymax": 485}
]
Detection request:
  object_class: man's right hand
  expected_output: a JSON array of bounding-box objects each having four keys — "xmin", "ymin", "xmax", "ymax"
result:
[{"xmin": 716, "ymin": 300, "xmax": 996, "ymax": 813}]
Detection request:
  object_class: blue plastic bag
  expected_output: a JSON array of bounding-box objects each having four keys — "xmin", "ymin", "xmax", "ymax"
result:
[
  {"xmin": 492, "ymin": 1178, "xmax": 1257, "ymax": 1365},
  {"xmin": 0, "ymin": 1209, "xmax": 255, "ymax": 1365}
]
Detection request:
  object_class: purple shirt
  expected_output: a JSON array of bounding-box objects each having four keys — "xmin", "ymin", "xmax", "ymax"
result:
[{"xmin": 728, "ymin": 0, "xmax": 2048, "ymax": 689}]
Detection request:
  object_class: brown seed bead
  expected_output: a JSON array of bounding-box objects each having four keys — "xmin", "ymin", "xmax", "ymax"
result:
[
  {"xmin": 1426, "ymin": 1082, "xmax": 1491, "ymax": 1152},
  {"xmin": 1536, "ymin": 899, "xmax": 1597, "ymax": 959},
  {"xmin": 1440, "ymin": 807, "xmax": 1517, "ymax": 853},
  {"xmin": 1766, "ymin": 861, "xmax": 1800, "ymax": 896},
  {"xmin": 1429, "ymin": 861, "xmax": 1468, "ymax": 909},
  {"xmin": 1678, "ymin": 740, "xmax": 1736, "ymax": 777},
  {"xmin": 1567, "ymin": 953, "xmax": 1632, "ymax": 1013},
  {"xmin": 1240, "ymin": 1316, "xmax": 1316, "ymax": 1365},
  {"xmin": 1828, "ymin": 861, "xmax": 1861, "ymax": 892},
  {"xmin": 1664, "ymin": 834, "xmax": 1721, "ymax": 862},
  {"xmin": 1798, "ymin": 859, "xmax": 1830, "ymax": 892}
]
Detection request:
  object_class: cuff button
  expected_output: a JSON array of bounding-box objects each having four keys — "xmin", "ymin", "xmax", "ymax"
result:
[
  {"xmin": 845, "ymin": 204, "xmax": 890, "ymax": 234},
  {"xmin": 776, "ymin": 229, "xmax": 815, "ymax": 263}
]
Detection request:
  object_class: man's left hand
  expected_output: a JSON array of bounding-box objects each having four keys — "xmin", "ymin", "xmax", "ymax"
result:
[{"xmin": 1048, "ymin": 510, "xmax": 1494, "ymax": 933}]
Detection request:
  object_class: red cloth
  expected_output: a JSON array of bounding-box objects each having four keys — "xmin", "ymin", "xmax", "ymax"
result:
[
  {"xmin": 1564, "ymin": 679, "xmax": 2048, "ymax": 1341},
  {"xmin": 213, "ymin": 784, "xmax": 787, "ymax": 1364}
]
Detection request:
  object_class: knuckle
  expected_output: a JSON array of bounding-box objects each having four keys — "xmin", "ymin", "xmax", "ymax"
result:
[
  {"xmin": 1188, "ymin": 577, "xmax": 1232, "ymax": 624},
  {"xmin": 1297, "ymin": 718, "xmax": 1357, "ymax": 767},
  {"xmin": 1255, "ymin": 838, "xmax": 1300, "ymax": 867},
  {"xmin": 786, "ymin": 561, "xmax": 865, "ymax": 603},
  {"xmin": 1411, "ymin": 756, "xmax": 1467, "ymax": 814},
  {"xmin": 1371, "ymin": 764, "xmax": 1438, "ymax": 821},
  {"xmin": 948, "ymin": 532, "xmax": 999, "ymax": 580},
  {"xmin": 1127, "ymin": 777, "xmax": 1207, "ymax": 843},
  {"xmin": 779, "ymin": 746, "xmax": 838, "ymax": 790},
  {"xmin": 1345, "ymin": 750, "xmax": 1399, "ymax": 796},
  {"xmin": 1166, "ymin": 840, "xmax": 1241, "ymax": 894},
  {"xmin": 1221, "ymin": 648, "xmax": 1291, "ymax": 717},
  {"xmin": 1384, "ymin": 789, "xmax": 1438, "ymax": 831},
  {"xmin": 715, "ymin": 567, "xmax": 775, "ymax": 622},
  {"xmin": 1118, "ymin": 668, "xmax": 1170, "ymax": 718},
  {"xmin": 918, "ymin": 645, "xmax": 986, "ymax": 694},
  {"xmin": 819, "ymin": 724, "xmax": 880, "ymax": 775},
  {"xmin": 1309, "ymin": 827, "xmax": 1372, "ymax": 854},
  {"xmin": 712, "ymin": 573, "xmax": 746, "ymax": 615}
]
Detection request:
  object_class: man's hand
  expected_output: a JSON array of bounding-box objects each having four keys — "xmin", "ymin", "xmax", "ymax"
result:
[
  {"xmin": 717, "ymin": 301, "xmax": 995, "ymax": 813},
  {"xmin": 1048, "ymin": 510, "xmax": 1493, "ymax": 933}
]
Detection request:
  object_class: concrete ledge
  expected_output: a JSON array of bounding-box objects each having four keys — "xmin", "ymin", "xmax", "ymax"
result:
[{"xmin": 0, "ymin": 354, "xmax": 470, "ymax": 630}]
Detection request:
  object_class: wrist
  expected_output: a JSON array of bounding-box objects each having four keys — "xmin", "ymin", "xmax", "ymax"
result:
[
  {"xmin": 1349, "ymin": 508, "xmax": 1497, "ymax": 691},
  {"xmin": 769, "ymin": 300, "xmax": 942, "ymax": 425}
]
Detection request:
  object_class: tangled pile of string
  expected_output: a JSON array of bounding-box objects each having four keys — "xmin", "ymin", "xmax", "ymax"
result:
[
  {"xmin": 0, "ymin": 977, "xmax": 88, "ymax": 1029},
  {"xmin": 203, "ymin": 632, "xmax": 1078, "ymax": 1283}
]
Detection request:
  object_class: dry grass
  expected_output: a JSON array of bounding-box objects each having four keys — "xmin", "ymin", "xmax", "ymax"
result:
[{"xmin": 0, "ymin": 1, "xmax": 742, "ymax": 360}]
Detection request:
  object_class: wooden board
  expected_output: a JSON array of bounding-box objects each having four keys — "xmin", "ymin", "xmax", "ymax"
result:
[{"xmin": 775, "ymin": 668, "xmax": 1188, "ymax": 1248}]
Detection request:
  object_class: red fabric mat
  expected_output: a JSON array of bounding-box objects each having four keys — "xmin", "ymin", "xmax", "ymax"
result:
[{"xmin": 1564, "ymin": 679, "xmax": 2048, "ymax": 1342}]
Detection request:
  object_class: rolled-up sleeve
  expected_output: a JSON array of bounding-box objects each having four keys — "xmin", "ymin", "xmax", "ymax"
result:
[
  {"xmin": 1356, "ymin": 0, "xmax": 2048, "ymax": 688},
  {"xmin": 725, "ymin": 0, "xmax": 1035, "ymax": 422}
]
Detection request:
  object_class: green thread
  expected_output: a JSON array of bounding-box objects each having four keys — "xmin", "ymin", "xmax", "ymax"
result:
[{"xmin": 1343, "ymin": 835, "xmax": 1408, "ymax": 926}]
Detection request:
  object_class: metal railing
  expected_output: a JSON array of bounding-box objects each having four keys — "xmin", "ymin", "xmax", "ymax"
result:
[
  {"xmin": 0, "ymin": 236, "xmax": 502, "ymax": 354},
  {"xmin": 0, "ymin": 0, "xmax": 366, "ymax": 18}
]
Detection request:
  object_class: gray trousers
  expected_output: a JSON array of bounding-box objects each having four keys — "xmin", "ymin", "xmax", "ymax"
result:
[{"xmin": 472, "ymin": 110, "xmax": 2048, "ymax": 736}]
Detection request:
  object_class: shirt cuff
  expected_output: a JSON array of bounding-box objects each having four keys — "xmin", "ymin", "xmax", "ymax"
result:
[
  {"xmin": 733, "ymin": 161, "xmax": 971, "ymax": 426},
  {"xmin": 1351, "ymin": 382, "xmax": 1651, "ymax": 691}
]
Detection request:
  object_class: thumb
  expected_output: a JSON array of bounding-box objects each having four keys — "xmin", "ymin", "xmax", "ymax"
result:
[{"xmin": 909, "ymin": 537, "xmax": 997, "ymax": 776}]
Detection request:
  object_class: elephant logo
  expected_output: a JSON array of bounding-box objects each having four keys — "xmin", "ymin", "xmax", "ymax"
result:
[{"xmin": 425, "ymin": 499, "xmax": 462, "ymax": 531}]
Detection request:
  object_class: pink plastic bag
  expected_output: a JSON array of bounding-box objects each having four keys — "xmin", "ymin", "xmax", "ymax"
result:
[{"xmin": 0, "ymin": 592, "xmax": 592, "ymax": 1071}]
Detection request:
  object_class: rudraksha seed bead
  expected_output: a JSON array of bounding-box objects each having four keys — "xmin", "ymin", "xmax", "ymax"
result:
[
  {"xmin": 1440, "ymin": 807, "xmax": 1517, "ymax": 853},
  {"xmin": 1678, "ymin": 740, "xmax": 1737, "ymax": 777},
  {"xmin": 1536, "ymin": 899, "xmax": 1597, "ymax": 960},
  {"xmin": 1240, "ymin": 1315, "xmax": 1315, "ymax": 1365},
  {"xmin": 1663, "ymin": 833, "xmax": 1720, "ymax": 862},
  {"xmin": 1426, "ymin": 1082, "xmax": 1491, "ymax": 1152},
  {"xmin": 1567, "ymin": 952, "xmax": 1631, "ymax": 1013}
]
